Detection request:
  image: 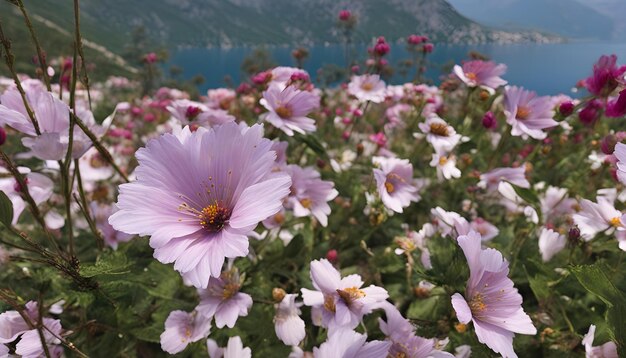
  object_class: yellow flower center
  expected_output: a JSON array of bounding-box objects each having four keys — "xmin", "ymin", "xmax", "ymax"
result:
[
  {"xmin": 429, "ymin": 122, "xmax": 449, "ymax": 136},
  {"xmin": 199, "ymin": 203, "xmax": 230, "ymax": 233},
  {"xmin": 465, "ymin": 72, "xmax": 477, "ymax": 82},
  {"xmin": 275, "ymin": 105, "xmax": 293, "ymax": 119},
  {"xmin": 610, "ymin": 217, "xmax": 623, "ymax": 227},
  {"xmin": 455, "ymin": 323, "xmax": 467, "ymax": 333},
  {"xmin": 361, "ymin": 82, "xmax": 374, "ymax": 91},
  {"xmin": 438, "ymin": 156, "xmax": 448, "ymax": 165},
  {"xmin": 222, "ymin": 281, "xmax": 240, "ymax": 300},
  {"xmin": 323, "ymin": 295, "xmax": 336, "ymax": 313},
  {"xmin": 385, "ymin": 182, "xmax": 395, "ymax": 193},
  {"xmin": 337, "ymin": 286, "xmax": 366, "ymax": 305},
  {"xmin": 300, "ymin": 198, "xmax": 312, "ymax": 209},
  {"xmin": 516, "ymin": 106, "xmax": 531, "ymax": 120},
  {"xmin": 469, "ymin": 293, "xmax": 487, "ymax": 314}
]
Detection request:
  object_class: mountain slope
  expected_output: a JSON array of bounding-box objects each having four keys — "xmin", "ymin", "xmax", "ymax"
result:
[{"xmin": 448, "ymin": 0, "xmax": 614, "ymax": 41}]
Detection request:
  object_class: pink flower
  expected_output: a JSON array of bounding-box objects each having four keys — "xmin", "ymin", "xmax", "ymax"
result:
[
  {"xmin": 582, "ymin": 325, "xmax": 618, "ymax": 358},
  {"xmin": 538, "ymin": 228, "xmax": 566, "ymax": 262},
  {"xmin": 470, "ymin": 218, "xmax": 499, "ymax": 242},
  {"xmin": 301, "ymin": 259, "xmax": 388, "ymax": 332},
  {"xmin": 615, "ymin": 143, "xmax": 626, "ymax": 184},
  {"xmin": 195, "ymin": 268, "xmax": 253, "ymax": 328},
  {"xmin": 207, "ymin": 336, "xmax": 251, "ymax": 358},
  {"xmin": 430, "ymin": 153, "xmax": 461, "ymax": 180},
  {"xmin": 453, "ymin": 61, "xmax": 507, "ymax": 89},
  {"xmin": 274, "ymin": 294, "xmax": 306, "ymax": 346},
  {"xmin": 0, "ymin": 301, "xmax": 63, "ymax": 358},
  {"xmin": 90, "ymin": 203, "xmax": 134, "ymax": 250},
  {"xmin": 144, "ymin": 52, "xmax": 158, "ymax": 63},
  {"xmin": 166, "ymin": 99, "xmax": 235, "ymax": 127},
  {"xmin": 504, "ymin": 86, "xmax": 557, "ymax": 140},
  {"xmin": 269, "ymin": 66, "xmax": 310, "ymax": 90},
  {"xmin": 378, "ymin": 302, "xmax": 454, "ymax": 358},
  {"xmin": 284, "ymin": 165, "xmax": 338, "ymax": 227},
  {"xmin": 160, "ymin": 310, "xmax": 211, "ymax": 354},
  {"xmin": 373, "ymin": 156, "xmax": 422, "ymax": 213},
  {"xmin": 478, "ymin": 166, "xmax": 530, "ymax": 192},
  {"xmin": 348, "ymin": 75, "xmax": 386, "ymax": 103},
  {"xmin": 451, "ymin": 231, "xmax": 536, "ymax": 358},
  {"xmin": 0, "ymin": 167, "xmax": 53, "ymax": 225},
  {"xmin": 260, "ymin": 85, "xmax": 320, "ymax": 136},
  {"xmin": 572, "ymin": 196, "xmax": 624, "ymax": 242},
  {"xmin": 418, "ymin": 116, "xmax": 462, "ymax": 153},
  {"xmin": 338, "ymin": 10, "xmax": 352, "ymax": 21},
  {"xmin": 585, "ymin": 54, "xmax": 626, "ymax": 97},
  {"xmin": 109, "ymin": 123, "xmax": 292, "ymax": 288},
  {"xmin": 313, "ymin": 328, "xmax": 392, "ymax": 358},
  {"xmin": 0, "ymin": 84, "xmax": 102, "ymax": 160}
]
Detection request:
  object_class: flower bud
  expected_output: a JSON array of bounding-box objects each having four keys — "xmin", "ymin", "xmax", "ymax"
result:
[
  {"xmin": 558, "ymin": 101, "xmax": 574, "ymax": 116},
  {"xmin": 601, "ymin": 134, "xmax": 617, "ymax": 155},
  {"xmin": 272, "ymin": 288, "xmax": 286, "ymax": 302},
  {"xmin": 0, "ymin": 127, "xmax": 6, "ymax": 146},
  {"xmin": 326, "ymin": 249, "xmax": 338, "ymax": 264}
]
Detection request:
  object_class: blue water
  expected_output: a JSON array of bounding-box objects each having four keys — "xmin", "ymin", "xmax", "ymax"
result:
[{"xmin": 168, "ymin": 42, "xmax": 626, "ymax": 96}]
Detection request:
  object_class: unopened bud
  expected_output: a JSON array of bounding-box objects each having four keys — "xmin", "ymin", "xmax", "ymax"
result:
[{"xmin": 272, "ymin": 288, "xmax": 286, "ymax": 302}]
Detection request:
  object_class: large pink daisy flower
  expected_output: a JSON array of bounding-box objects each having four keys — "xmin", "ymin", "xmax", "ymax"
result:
[{"xmin": 110, "ymin": 123, "xmax": 291, "ymax": 288}]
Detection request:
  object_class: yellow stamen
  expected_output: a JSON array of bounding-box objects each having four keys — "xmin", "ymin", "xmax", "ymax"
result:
[
  {"xmin": 275, "ymin": 105, "xmax": 293, "ymax": 119},
  {"xmin": 300, "ymin": 198, "xmax": 312, "ymax": 209},
  {"xmin": 516, "ymin": 106, "xmax": 531, "ymax": 120},
  {"xmin": 465, "ymin": 72, "xmax": 477, "ymax": 82},
  {"xmin": 385, "ymin": 182, "xmax": 395, "ymax": 193},
  {"xmin": 429, "ymin": 122, "xmax": 450, "ymax": 136},
  {"xmin": 337, "ymin": 286, "xmax": 366, "ymax": 306},
  {"xmin": 438, "ymin": 156, "xmax": 448, "ymax": 165},
  {"xmin": 323, "ymin": 295, "xmax": 336, "ymax": 313},
  {"xmin": 469, "ymin": 293, "xmax": 487, "ymax": 314},
  {"xmin": 610, "ymin": 217, "xmax": 623, "ymax": 227},
  {"xmin": 360, "ymin": 82, "xmax": 374, "ymax": 91}
]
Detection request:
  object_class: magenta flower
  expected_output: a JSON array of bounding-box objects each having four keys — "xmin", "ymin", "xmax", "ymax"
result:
[
  {"xmin": 504, "ymin": 86, "xmax": 557, "ymax": 140},
  {"xmin": 451, "ymin": 231, "xmax": 536, "ymax": 358},
  {"xmin": 301, "ymin": 259, "xmax": 388, "ymax": 332},
  {"xmin": 109, "ymin": 122, "xmax": 292, "ymax": 288},
  {"xmin": 260, "ymin": 84, "xmax": 320, "ymax": 136},
  {"xmin": 284, "ymin": 165, "xmax": 338, "ymax": 227},
  {"xmin": 313, "ymin": 328, "xmax": 392, "ymax": 358},
  {"xmin": 606, "ymin": 89, "xmax": 626, "ymax": 118},
  {"xmin": 195, "ymin": 268, "xmax": 253, "ymax": 328},
  {"xmin": 585, "ymin": 54, "xmax": 626, "ymax": 97},
  {"xmin": 160, "ymin": 310, "xmax": 211, "ymax": 354},
  {"xmin": 373, "ymin": 156, "xmax": 422, "ymax": 213},
  {"xmin": 453, "ymin": 60, "xmax": 507, "ymax": 89}
]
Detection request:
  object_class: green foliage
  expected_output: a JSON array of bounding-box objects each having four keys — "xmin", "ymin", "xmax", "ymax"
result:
[{"xmin": 0, "ymin": 191, "xmax": 13, "ymax": 228}]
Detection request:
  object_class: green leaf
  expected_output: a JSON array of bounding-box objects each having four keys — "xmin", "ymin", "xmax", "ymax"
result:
[
  {"xmin": 505, "ymin": 181, "xmax": 540, "ymax": 205},
  {"xmin": 81, "ymin": 250, "xmax": 130, "ymax": 277},
  {"xmin": 294, "ymin": 133, "xmax": 328, "ymax": 159},
  {"xmin": 571, "ymin": 263, "xmax": 626, "ymax": 355},
  {"xmin": 0, "ymin": 191, "xmax": 13, "ymax": 227}
]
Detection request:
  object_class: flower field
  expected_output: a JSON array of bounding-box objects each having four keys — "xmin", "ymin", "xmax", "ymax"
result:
[{"xmin": 0, "ymin": 4, "xmax": 626, "ymax": 358}]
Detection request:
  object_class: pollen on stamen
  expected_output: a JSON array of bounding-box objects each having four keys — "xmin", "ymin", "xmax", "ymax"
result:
[{"xmin": 199, "ymin": 203, "xmax": 231, "ymax": 233}]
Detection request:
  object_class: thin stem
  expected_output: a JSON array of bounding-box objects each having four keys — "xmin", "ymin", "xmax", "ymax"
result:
[
  {"xmin": 0, "ymin": 149, "xmax": 62, "ymax": 255},
  {"xmin": 72, "ymin": 0, "xmax": 92, "ymax": 109},
  {"xmin": 72, "ymin": 112, "xmax": 130, "ymax": 182},
  {"xmin": 0, "ymin": 19, "xmax": 42, "ymax": 135},
  {"xmin": 14, "ymin": 0, "xmax": 51, "ymax": 90}
]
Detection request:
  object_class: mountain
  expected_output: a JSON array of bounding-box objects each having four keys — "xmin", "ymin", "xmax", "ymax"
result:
[
  {"xmin": 575, "ymin": 0, "xmax": 626, "ymax": 40},
  {"xmin": 448, "ymin": 0, "xmax": 614, "ymax": 41}
]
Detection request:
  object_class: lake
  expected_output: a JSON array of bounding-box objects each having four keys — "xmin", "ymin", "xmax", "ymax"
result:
[{"xmin": 169, "ymin": 42, "xmax": 626, "ymax": 96}]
